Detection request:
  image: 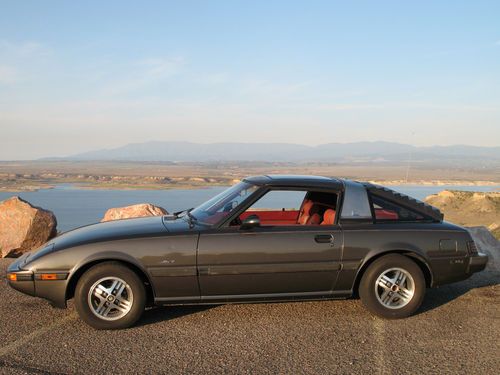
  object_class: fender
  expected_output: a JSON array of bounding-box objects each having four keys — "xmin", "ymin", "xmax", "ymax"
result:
[
  {"xmin": 65, "ymin": 251, "xmax": 155, "ymax": 303},
  {"xmin": 352, "ymin": 243, "xmax": 434, "ymax": 292}
]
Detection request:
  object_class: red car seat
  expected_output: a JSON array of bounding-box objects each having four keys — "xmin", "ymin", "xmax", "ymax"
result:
[
  {"xmin": 297, "ymin": 199, "xmax": 313, "ymax": 224},
  {"xmin": 321, "ymin": 209, "xmax": 336, "ymax": 225},
  {"xmin": 297, "ymin": 199, "xmax": 323, "ymax": 225},
  {"xmin": 308, "ymin": 213, "xmax": 322, "ymax": 225}
]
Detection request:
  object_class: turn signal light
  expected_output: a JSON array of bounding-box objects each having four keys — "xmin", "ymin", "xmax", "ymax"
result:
[
  {"xmin": 7, "ymin": 273, "xmax": 17, "ymax": 281},
  {"xmin": 40, "ymin": 274, "xmax": 58, "ymax": 280}
]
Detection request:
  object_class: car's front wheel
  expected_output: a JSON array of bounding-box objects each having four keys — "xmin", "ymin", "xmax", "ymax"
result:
[
  {"xmin": 359, "ymin": 254, "xmax": 425, "ymax": 319},
  {"xmin": 74, "ymin": 262, "xmax": 146, "ymax": 329}
]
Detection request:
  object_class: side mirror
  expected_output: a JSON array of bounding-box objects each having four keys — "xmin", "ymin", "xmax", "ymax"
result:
[{"xmin": 240, "ymin": 214, "xmax": 260, "ymax": 230}]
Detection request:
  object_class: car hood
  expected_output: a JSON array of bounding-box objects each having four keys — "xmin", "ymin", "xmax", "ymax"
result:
[{"xmin": 50, "ymin": 215, "xmax": 193, "ymax": 252}]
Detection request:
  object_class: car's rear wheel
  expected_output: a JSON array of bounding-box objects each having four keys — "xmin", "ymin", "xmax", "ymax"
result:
[
  {"xmin": 74, "ymin": 262, "xmax": 146, "ymax": 329},
  {"xmin": 359, "ymin": 254, "xmax": 425, "ymax": 319}
]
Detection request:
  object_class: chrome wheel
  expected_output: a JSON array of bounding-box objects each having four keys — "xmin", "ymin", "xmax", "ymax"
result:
[
  {"xmin": 375, "ymin": 267, "xmax": 415, "ymax": 309},
  {"xmin": 88, "ymin": 277, "xmax": 134, "ymax": 321}
]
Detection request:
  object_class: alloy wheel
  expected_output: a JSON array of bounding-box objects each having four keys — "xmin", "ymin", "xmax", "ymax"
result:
[
  {"xmin": 374, "ymin": 267, "xmax": 415, "ymax": 309},
  {"xmin": 87, "ymin": 277, "xmax": 134, "ymax": 321}
]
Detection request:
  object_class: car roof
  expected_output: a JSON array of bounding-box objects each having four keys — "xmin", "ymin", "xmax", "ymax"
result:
[{"xmin": 243, "ymin": 175, "xmax": 344, "ymax": 189}]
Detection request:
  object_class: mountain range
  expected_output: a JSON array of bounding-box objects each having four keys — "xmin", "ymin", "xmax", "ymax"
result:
[{"xmin": 47, "ymin": 141, "xmax": 500, "ymax": 165}]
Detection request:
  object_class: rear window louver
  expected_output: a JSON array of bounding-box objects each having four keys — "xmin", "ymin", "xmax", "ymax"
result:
[{"xmin": 363, "ymin": 183, "xmax": 444, "ymax": 222}]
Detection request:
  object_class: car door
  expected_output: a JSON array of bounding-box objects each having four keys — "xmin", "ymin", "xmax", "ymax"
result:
[{"xmin": 197, "ymin": 224, "xmax": 343, "ymax": 300}]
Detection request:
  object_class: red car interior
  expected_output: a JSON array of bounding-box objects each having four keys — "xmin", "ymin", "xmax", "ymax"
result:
[
  {"xmin": 240, "ymin": 210, "xmax": 300, "ymax": 225},
  {"xmin": 239, "ymin": 194, "xmax": 338, "ymax": 226},
  {"xmin": 297, "ymin": 199, "xmax": 315, "ymax": 225},
  {"xmin": 308, "ymin": 213, "xmax": 322, "ymax": 225},
  {"xmin": 374, "ymin": 209, "xmax": 399, "ymax": 220},
  {"xmin": 321, "ymin": 209, "xmax": 336, "ymax": 225}
]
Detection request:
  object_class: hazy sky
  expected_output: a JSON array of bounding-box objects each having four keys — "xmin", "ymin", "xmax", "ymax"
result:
[{"xmin": 1, "ymin": 1, "xmax": 499, "ymax": 160}]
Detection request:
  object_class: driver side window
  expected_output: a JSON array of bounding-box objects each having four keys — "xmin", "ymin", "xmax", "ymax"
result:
[{"xmin": 237, "ymin": 189, "xmax": 338, "ymax": 226}]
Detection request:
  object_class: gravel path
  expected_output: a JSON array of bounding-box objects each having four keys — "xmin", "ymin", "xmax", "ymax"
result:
[{"xmin": 0, "ymin": 245, "xmax": 499, "ymax": 374}]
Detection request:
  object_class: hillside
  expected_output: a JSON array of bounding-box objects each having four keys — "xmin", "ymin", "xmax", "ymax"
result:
[
  {"xmin": 41, "ymin": 141, "xmax": 500, "ymax": 166},
  {"xmin": 425, "ymin": 190, "xmax": 500, "ymax": 238}
]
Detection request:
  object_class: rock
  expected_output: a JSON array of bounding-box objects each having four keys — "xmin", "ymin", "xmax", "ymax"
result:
[
  {"xmin": 467, "ymin": 226, "xmax": 500, "ymax": 272},
  {"xmin": 426, "ymin": 190, "xmax": 500, "ymax": 240},
  {"xmin": 425, "ymin": 190, "xmax": 456, "ymax": 206},
  {"xmin": 0, "ymin": 196, "xmax": 57, "ymax": 258},
  {"xmin": 102, "ymin": 203, "xmax": 168, "ymax": 222}
]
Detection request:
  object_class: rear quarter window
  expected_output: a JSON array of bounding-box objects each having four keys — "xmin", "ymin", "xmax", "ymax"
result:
[{"xmin": 370, "ymin": 193, "xmax": 430, "ymax": 222}]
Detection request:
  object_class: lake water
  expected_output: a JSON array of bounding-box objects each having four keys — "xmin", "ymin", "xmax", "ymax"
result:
[{"xmin": 0, "ymin": 184, "xmax": 498, "ymax": 232}]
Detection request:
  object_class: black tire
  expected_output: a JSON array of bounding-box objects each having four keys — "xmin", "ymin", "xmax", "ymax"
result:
[
  {"xmin": 359, "ymin": 254, "xmax": 425, "ymax": 319},
  {"xmin": 74, "ymin": 262, "xmax": 146, "ymax": 329}
]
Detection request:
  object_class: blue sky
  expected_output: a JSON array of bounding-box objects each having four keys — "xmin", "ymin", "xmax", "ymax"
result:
[{"xmin": 1, "ymin": 1, "xmax": 499, "ymax": 159}]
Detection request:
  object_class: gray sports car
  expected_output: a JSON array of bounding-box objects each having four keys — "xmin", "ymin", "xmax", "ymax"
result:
[{"xmin": 7, "ymin": 175, "xmax": 488, "ymax": 329}]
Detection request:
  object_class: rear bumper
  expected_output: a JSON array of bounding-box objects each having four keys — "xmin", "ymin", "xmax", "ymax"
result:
[{"xmin": 468, "ymin": 252, "xmax": 488, "ymax": 274}]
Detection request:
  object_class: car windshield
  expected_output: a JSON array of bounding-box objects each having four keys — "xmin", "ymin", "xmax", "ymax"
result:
[{"xmin": 190, "ymin": 181, "xmax": 260, "ymax": 225}]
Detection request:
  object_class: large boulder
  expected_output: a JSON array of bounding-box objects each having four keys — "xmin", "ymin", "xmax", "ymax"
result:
[
  {"xmin": 0, "ymin": 196, "xmax": 57, "ymax": 258},
  {"xmin": 467, "ymin": 226, "xmax": 500, "ymax": 272},
  {"xmin": 102, "ymin": 203, "xmax": 168, "ymax": 222},
  {"xmin": 425, "ymin": 190, "xmax": 500, "ymax": 238}
]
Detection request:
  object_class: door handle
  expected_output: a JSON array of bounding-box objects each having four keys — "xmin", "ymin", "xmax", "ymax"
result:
[{"xmin": 314, "ymin": 234, "xmax": 334, "ymax": 244}]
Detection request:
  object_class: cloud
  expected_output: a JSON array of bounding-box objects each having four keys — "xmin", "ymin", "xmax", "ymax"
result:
[
  {"xmin": 0, "ymin": 40, "xmax": 51, "ymax": 84},
  {"xmin": 0, "ymin": 65, "xmax": 18, "ymax": 84},
  {"xmin": 0, "ymin": 40, "xmax": 50, "ymax": 59},
  {"xmin": 311, "ymin": 101, "xmax": 500, "ymax": 113},
  {"xmin": 240, "ymin": 78, "xmax": 312, "ymax": 97},
  {"xmin": 135, "ymin": 57, "xmax": 185, "ymax": 79},
  {"xmin": 98, "ymin": 56, "xmax": 186, "ymax": 96},
  {"xmin": 198, "ymin": 72, "xmax": 230, "ymax": 85},
  {"xmin": 314, "ymin": 103, "xmax": 386, "ymax": 111}
]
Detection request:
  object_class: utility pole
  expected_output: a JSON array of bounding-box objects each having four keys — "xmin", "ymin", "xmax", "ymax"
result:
[{"xmin": 405, "ymin": 132, "xmax": 415, "ymax": 183}]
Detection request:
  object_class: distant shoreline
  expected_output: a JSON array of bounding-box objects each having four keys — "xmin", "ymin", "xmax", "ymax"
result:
[
  {"xmin": 1, "ymin": 160, "xmax": 499, "ymax": 192},
  {"xmin": 1, "ymin": 179, "xmax": 499, "ymax": 193}
]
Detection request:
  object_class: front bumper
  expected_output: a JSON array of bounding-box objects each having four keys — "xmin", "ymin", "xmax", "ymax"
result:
[
  {"xmin": 7, "ymin": 254, "xmax": 35, "ymax": 296},
  {"xmin": 468, "ymin": 252, "xmax": 488, "ymax": 274},
  {"xmin": 7, "ymin": 255, "xmax": 69, "ymax": 308}
]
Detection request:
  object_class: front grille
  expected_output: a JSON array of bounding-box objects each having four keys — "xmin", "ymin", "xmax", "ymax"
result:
[{"xmin": 467, "ymin": 241, "xmax": 478, "ymax": 255}]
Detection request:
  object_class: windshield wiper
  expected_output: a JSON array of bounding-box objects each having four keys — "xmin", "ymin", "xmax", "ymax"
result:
[
  {"xmin": 173, "ymin": 207, "xmax": 194, "ymax": 218},
  {"xmin": 173, "ymin": 207, "xmax": 198, "ymax": 224},
  {"xmin": 187, "ymin": 208, "xmax": 197, "ymax": 220},
  {"xmin": 185, "ymin": 208, "xmax": 198, "ymax": 227}
]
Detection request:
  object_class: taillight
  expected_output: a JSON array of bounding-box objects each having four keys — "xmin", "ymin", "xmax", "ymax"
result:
[
  {"xmin": 7, "ymin": 273, "xmax": 17, "ymax": 281},
  {"xmin": 467, "ymin": 241, "xmax": 478, "ymax": 255}
]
